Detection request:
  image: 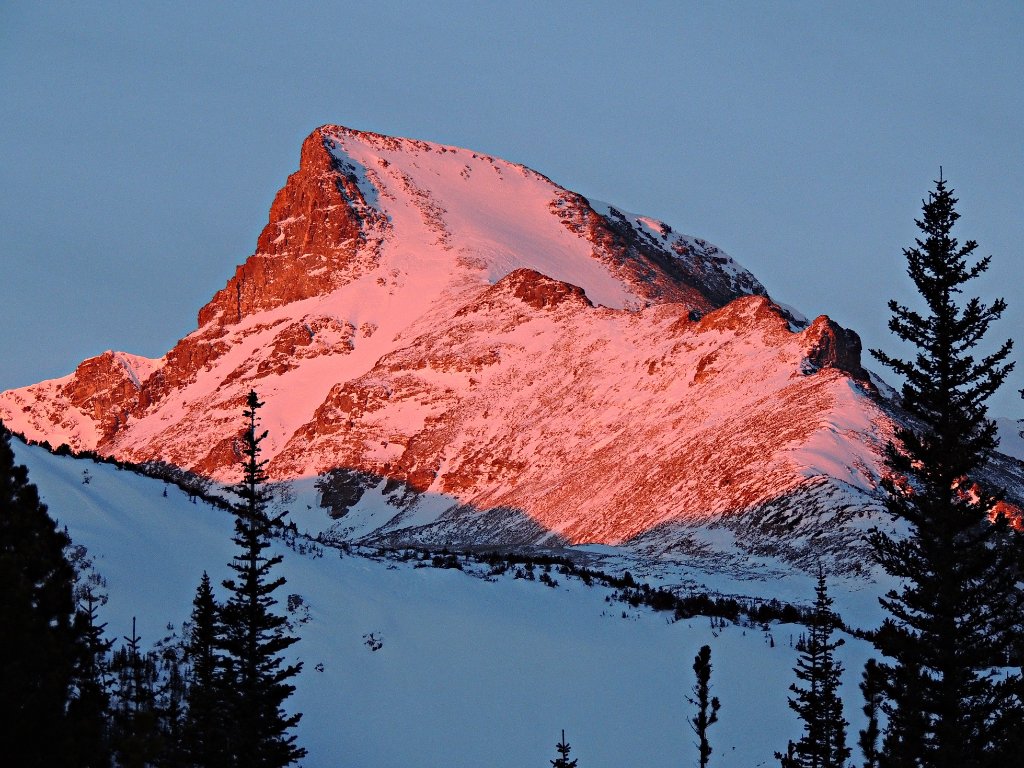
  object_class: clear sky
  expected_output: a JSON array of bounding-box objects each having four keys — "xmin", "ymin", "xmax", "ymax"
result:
[{"xmin": 2, "ymin": 1, "xmax": 1021, "ymax": 419}]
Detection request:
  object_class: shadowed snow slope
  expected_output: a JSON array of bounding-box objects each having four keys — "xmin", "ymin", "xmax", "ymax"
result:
[{"xmin": 14, "ymin": 440, "xmax": 880, "ymax": 768}]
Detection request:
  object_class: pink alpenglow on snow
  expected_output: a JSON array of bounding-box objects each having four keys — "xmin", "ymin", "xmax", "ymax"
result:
[{"xmin": 7, "ymin": 124, "xmax": 1004, "ymax": 570}]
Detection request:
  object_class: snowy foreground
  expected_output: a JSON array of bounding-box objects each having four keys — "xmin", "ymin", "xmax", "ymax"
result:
[{"xmin": 16, "ymin": 441, "xmax": 882, "ymax": 768}]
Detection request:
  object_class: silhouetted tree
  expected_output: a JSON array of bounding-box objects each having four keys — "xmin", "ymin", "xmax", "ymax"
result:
[
  {"xmin": 859, "ymin": 658, "xmax": 884, "ymax": 768},
  {"xmin": 550, "ymin": 729, "xmax": 578, "ymax": 768},
  {"xmin": 219, "ymin": 391, "xmax": 305, "ymax": 767},
  {"xmin": 67, "ymin": 586, "xmax": 114, "ymax": 767},
  {"xmin": 182, "ymin": 571, "xmax": 228, "ymax": 768},
  {"xmin": 870, "ymin": 174, "xmax": 1023, "ymax": 768},
  {"xmin": 0, "ymin": 424, "xmax": 82, "ymax": 766},
  {"xmin": 688, "ymin": 644, "xmax": 721, "ymax": 768},
  {"xmin": 777, "ymin": 740, "xmax": 798, "ymax": 768},
  {"xmin": 150, "ymin": 625, "xmax": 188, "ymax": 768},
  {"xmin": 109, "ymin": 618, "xmax": 161, "ymax": 768},
  {"xmin": 779, "ymin": 569, "xmax": 849, "ymax": 768}
]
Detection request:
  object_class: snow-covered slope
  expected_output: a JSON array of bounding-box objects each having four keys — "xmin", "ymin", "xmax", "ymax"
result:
[
  {"xmin": 13, "ymin": 440, "xmax": 882, "ymax": 768},
  {"xmin": 5, "ymin": 124, "xmax": 1004, "ymax": 568},
  {"xmin": 1, "ymin": 126, "xmax": 771, "ymax": 462}
]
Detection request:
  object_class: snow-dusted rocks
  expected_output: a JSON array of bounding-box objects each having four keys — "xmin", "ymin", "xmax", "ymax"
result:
[{"xmin": 2, "ymin": 124, "xmax": 982, "ymax": 567}]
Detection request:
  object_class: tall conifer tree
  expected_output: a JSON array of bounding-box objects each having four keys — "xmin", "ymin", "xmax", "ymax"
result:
[
  {"xmin": 688, "ymin": 644, "xmax": 721, "ymax": 768},
  {"xmin": 869, "ymin": 175, "xmax": 1023, "ymax": 768},
  {"xmin": 68, "ymin": 587, "xmax": 114, "ymax": 767},
  {"xmin": 779, "ymin": 569, "xmax": 850, "ymax": 768},
  {"xmin": 858, "ymin": 659, "xmax": 884, "ymax": 768},
  {"xmin": 219, "ymin": 391, "xmax": 305, "ymax": 768},
  {"xmin": 182, "ymin": 571, "xmax": 228, "ymax": 768},
  {"xmin": 0, "ymin": 424, "xmax": 80, "ymax": 766}
]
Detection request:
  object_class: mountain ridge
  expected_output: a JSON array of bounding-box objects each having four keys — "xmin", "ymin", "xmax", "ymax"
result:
[{"xmin": 6, "ymin": 123, "xmax": 1015, "ymax": 568}]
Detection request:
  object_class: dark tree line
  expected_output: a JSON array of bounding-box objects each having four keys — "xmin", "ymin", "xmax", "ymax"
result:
[
  {"xmin": 383, "ymin": 546, "xmax": 816, "ymax": 625},
  {"xmin": 0, "ymin": 390, "xmax": 304, "ymax": 767},
  {"xmin": 0, "ymin": 422, "xmax": 108, "ymax": 767}
]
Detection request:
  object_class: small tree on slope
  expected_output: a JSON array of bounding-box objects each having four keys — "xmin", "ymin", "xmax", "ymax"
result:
[
  {"xmin": 688, "ymin": 644, "xmax": 721, "ymax": 768},
  {"xmin": 109, "ymin": 618, "xmax": 162, "ymax": 768},
  {"xmin": 182, "ymin": 571, "xmax": 229, "ymax": 768},
  {"xmin": 869, "ymin": 175, "xmax": 1024, "ymax": 768},
  {"xmin": 219, "ymin": 391, "xmax": 305, "ymax": 768},
  {"xmin": 778, "ymin": 569, "xmax": 850, "ymax": 768},
  {"xmin": 68, "ymin": 585, "xmax": 114, "ymax": 767}
]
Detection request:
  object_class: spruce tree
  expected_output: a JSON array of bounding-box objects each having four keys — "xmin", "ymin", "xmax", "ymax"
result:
[
  {"xmin": 0, "ymin": 423, "xmax": 81, "ymax": 766},
  {"xmin": 67, "ymin": 587, "xmax": 114, "ymax": 768},
  {"xmin": 182, "ymin": 571, "xmax": 228, "ymax": 768},
  {"xmin": 219, "ymin": 391, "xmax": 305, "ymax": 768},
  {"xmin": 869, "ymin": 175, "xmax": 1023, "ymax": 768},
  {"xmin": 150, "ymin": 625, "xmax": 189, "ymax": 768},
  {"xmin": 859, "ymin": 659, "xmax": 884, "ymax": 768},
  {"xmin": 109, "ymin": 618, "xmax": 162, "ymax": 768},
  {"xmin": 779, "ymin": 569, "xmax": 850, "ymax": 768},
  {"xmin": 778, "ymin": 741, "xmax": 798, "ymax": 768},
  {"xmin": 550, "ymin": 730, "xmax": 579, "ymax": 768},
  {"xmin": 688, "ymin": 644, "xmax": 721, "ymax": 768}
]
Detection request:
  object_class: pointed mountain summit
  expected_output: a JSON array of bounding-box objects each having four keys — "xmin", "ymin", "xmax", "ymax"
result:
[{"xmin": 3, "ymin": 125, "xmax": 908, "ymax": 567}]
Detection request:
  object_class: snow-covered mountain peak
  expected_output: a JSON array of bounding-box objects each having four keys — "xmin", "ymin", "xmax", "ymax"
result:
[
  {"xmin": 195, "ymin": 124, "xmax": 767, "ymax": 333},
  {"xmin": 3, "ymin": 124, "xmax": 968, "ymax": 569}
]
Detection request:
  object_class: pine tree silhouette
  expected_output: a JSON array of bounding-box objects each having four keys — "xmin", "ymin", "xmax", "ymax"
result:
[
  {"xmin": 183, "ymin": 571, "xmax": 229, "ymax": 768},
  {"xmin": 550, "ymin": 729, "xmax": 578, "ymax": 768},
  {"xmin": 858, "ymin": 658, "xmax": 884, "ymax": 768},
  {"xmin": 0, "ymin": 424, "xmax": 84, "ymax": 766},
  {"xmin": 688, "ymin": 644, "xmax": 721, "ymax": 768},
  {"xmin": 68, "ymin": 587, "xmax": 114, "ymax": 767},
  {"xmin": 869, "ymin": 174, "xmax": 1023, "ymax": 768},
  {"xmin": 109, "ymin": 617, "xmax": 161, "ymax": 768},
  {"xmin": 219, "ymin": 391, "xmax": 305, "ymax": 767},
  {"xmin": 778, "ymin": 569, "xmax": 850, "ymax": 768}
]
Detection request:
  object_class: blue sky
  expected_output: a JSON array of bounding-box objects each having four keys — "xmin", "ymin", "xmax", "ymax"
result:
[{"xmin": 2, "ymin": 1, "xmax": 1021, "ymax": 418}]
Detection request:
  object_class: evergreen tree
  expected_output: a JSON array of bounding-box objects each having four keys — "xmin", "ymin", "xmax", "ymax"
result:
[
  {"xmin": 688, "ymin": 644, "xmax": 721, "ymax": 768},
  {"xmin": 183, "ymin": 572, "xmax": 229, "ymax": 768},
  {"xmin": 109, "ymin": 618, "xmax": 162, "ymax": 768},
  {"xmin": 150, "ymin": 625, "xmax": 189, "ymax": 768},
  {"xmin": 779, "ymin": 569, "xmax": 850, "ymax": 768},
  {"xmin": 219, "ymin": 391, "xmax": 305, "ymax": 768},
  {"xmin": 859, "ymin": 659, "xmax": 884, "ymax": 768},
  {"xmin": 0, "ymin": 423, "xmax": 81, "ymax": 766},
  {"xmin": 778, "ymin": 741, "xmax": 798, "ymax": 768},
  {"xmin": 550, "ymin": 730, "xmax": 578, "ymax": 768},
  {"xmin": 67, "ymin": 584, "xmax": 114, "ymax": 768},
  {"xmin": 869, "ymin": 174, "xmax": 1024, "ymax": 768}
]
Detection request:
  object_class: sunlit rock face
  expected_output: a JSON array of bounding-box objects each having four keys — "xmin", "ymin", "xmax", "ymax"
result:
[
  {"xmin": 4, "ymin": 124, "xmax": 960, "ymax": 568},
  {"xmin": 198, "ymin": 130, "xmax": 388, "ymax": 328}
]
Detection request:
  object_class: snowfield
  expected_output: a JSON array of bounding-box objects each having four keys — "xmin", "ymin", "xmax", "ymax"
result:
[
  {"xmin": 10, "ymin": 125, "xmax": 1021, "ymax": 577},
  {"xmin": 15, "ymin": 440, "xmax": 883, "ymax": 768}
]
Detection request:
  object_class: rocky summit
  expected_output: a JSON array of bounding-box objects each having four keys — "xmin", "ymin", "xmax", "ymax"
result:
[{"xmin": 5, "ymin": 125, "xmax": 1016, "ymax": 569}]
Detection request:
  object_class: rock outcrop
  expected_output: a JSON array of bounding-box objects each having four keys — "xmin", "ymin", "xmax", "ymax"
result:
[
  {"xmin": 2, "ymin": 124, "xmax": 951, "ymax": 569},
  {"xmin": 199, "ymin": 129, "xmax": 388, "ymax": 328}
]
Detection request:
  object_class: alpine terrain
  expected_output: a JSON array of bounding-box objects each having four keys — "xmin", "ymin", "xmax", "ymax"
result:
[{"xmin": 3, "ymin": 125, "xmax": 1021, "ymax": 572}]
